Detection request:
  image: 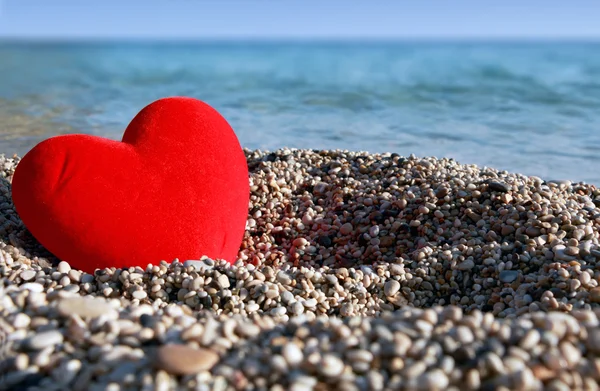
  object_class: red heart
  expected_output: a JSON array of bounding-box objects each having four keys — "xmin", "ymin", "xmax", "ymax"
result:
[{"xmin": 11, "ymin": 97, "xmax": 249, "ymax": 274}]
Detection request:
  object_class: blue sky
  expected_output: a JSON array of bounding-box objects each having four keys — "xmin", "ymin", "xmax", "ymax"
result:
[{"xmin": 0, "ymin": 0, "xmax": 599, "ymax": 39}]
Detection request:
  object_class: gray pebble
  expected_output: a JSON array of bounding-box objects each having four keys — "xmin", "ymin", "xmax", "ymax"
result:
[
  {"xmin": 24, "ymin": 330, "xmax": 64, "ymax": 350},
  {"xmin": 499, "ymin": 270, "xmax": 519, "ymax": 283},
  {"xmin": 384, "ymin": 280, "xmax": 400, "ymax": 296}
]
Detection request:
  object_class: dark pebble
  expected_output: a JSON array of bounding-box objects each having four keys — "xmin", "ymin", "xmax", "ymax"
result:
[
  {"xmin": 139, "ymin": 314, "xmax": 157, "ymax": 328},
  {"xmin": 488, "ymin": 181, "xmax": 510, "ymax": 193},
  {"xmin": 318, "ymin": 235, "xmax": 332, "ymax": 247}
]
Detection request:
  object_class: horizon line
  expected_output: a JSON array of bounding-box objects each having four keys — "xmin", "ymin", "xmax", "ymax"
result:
[{"xmin": 1, "ymin": 35, "xmax": 600, "ymax": 43}]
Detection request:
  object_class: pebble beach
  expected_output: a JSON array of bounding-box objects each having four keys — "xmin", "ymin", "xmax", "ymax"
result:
[{"xmin": 1, "ymin": 148, "xmax": 600, "ymax": 390}]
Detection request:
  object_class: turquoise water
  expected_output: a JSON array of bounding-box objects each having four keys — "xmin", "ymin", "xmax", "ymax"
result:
[{"xmin": 1, "ymin": 41, "xmax": 600, "ymax": 183}]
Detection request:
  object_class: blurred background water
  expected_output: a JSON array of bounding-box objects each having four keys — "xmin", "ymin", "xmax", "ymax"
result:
[{"xmin": 0, "ymin": 40, "xmax": 600, "ymax": 183}]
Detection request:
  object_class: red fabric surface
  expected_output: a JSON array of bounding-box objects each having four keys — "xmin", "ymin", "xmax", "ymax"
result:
[{"xmin": 11, "ymin": 97, "xmax": 250, "ymax": 273}]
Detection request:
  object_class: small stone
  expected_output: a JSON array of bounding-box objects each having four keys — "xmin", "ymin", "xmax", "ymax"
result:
[
  {"xmin": 369, "ymin": 226, "xmax": 380, "ymax": 237},
  {"xmin": 57, "ymin": 296, "xmax": 117, "ymax": 319},
  {"xmin": 379, "ymin": 236, "xmax": 395, "ymax": 247},
  {"xmin": 13, "ymin": 313, "xmax": 31, "ymax": 329},
  {"xmin": 314, "ymin": 182, "xmax": 328, "ymax": 194},
  {"xmin": 68, "ymin": 269, "xmax": 82, "ymax": 282},
  {"xmin": 291, "ymin": 301, "xmax": 304, "ymax": 316},
  {"xmin": 81, "ymin": 274, "xmax": 95, "ymax": 284},
  {"xmin": 457, "ymin": 259, "xmax": 475, "ymax": 271},
  {"xmin": 590, "ymin": 288, "xmax": 600, "ymax": 303},
  {"xmin": 572, "ymin": 229, "xmax": 585, "ymax": 241},
  {"xmin": 276, "ymin": 271, "xmax": 292, "ymax": 285},
  {"xmin": 302, "ymin": 298, "xmax": 317, "ymax": 308},
  {"xmin": 525, "ymin": 226, "xmax": 541, "ymax": 237},
  {"xmin": 52, "ymin": 358, "xmax": 82, "ymax": 386},
  {"xmin": 384, "ymin": 280, "xmax": 400, "ymax": 297},
  {"xmin": 282, "ymin": 343, "xmax": 303, "ymax": 366},
  {"xmin": 20, "ymin": 270, "xmax": 36, "ymax": 281},
  {"xmin": 293, "ymin": 238, "xmax": 309, "ymax": 248},
  {"xmin": 280, "ymin": 291, "xmax": 294, "ymax": 304},
  {"xmin": 565, "ymin": 246, "xmax": 579, "ymax": 256},
  {"xmin": 586, "ymin": 329, "xmax": 600, "ymax": 353},
  {"xmin": 454, "ymin": 326, "xmax": 474, "ymax": 344},
  {"xmin": 418, "ymin": 205, "xmax": 430, "ymax": 214},
  {"xmin": 21, "ymin": 283, "xmax": 44, "ymax": 293},
  {"xmin": 531, "ymin": 364, "xmax": 555, "ymax": 381},
  {"xmin": 340, "ymin": 223, "xmax": 354, "ymax": 236},
  {"xmin": 501, "ymin": 225, "xmax": 516, "ymax": 236},
  {"xmin": 416, "ymin": 369, "xmax": 449, "ymax": 390},
  {"xmin": 488, "ymin": 181, "xmax": 510, "ymax": 192},
  {"xmin": 132, "ymin": 290, "xmax": 148, "ymax": 300},
  {"xmin": 520, "ymin": 329, "xmax": 541, "ymax": 350},
  {"xmin": 340, "ymin": 303, "xmax": 353, "ymax": 316},
  {"xmin": 319, "ymin": 354, "xmax": 345, "ymax": 377},
  {"xmin": 154, "ymin": 344, "xmax": 219, "ymax": 375},
  {"xmin": 24, "ymin": 330, "xmax": 64, "ymax": 350},
  {"xmin": 217, "ymin": 274, "xmax": 230, "ymax": 289},
  {"xmin": 270, "ymin": 307, "xmax": 287, "ymax": 316},
  {"xmin": 560, "ymin": 342, "xmax": 581, "ymax": 368},
  {"xmin": 501, "ymin": 193, "xmax": 513, "ymax": 203},
  {"xmin": 14, "ymin": 354, "xmax": 29, "ymax": 371},
  {"xmin": 485, "ymin": 353, "xmax": 504, "ymax": 374},
  {"xmin": 317, "ymin": 236, "xmax": 332, "ymax": 247},
  {"xmin": 435, "ymin": 187, "xmax": 449, "ymax": 198},
  {"xmin": 57, "ymin": 261, "xmax": 71, "ymax": 274},
  {"xmin": 499, "ymin": 270, "xmax": 519, "ymax": 283}
]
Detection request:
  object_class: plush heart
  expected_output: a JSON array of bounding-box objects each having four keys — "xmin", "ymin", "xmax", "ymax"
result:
[{"xmin": 11, "ymin": 97, "xmax": 250, "ymax": 274}]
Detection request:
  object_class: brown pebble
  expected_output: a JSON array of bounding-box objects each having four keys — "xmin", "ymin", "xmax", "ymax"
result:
[
  {"xmin": 531, "ymin": 364, "xmax": 555, "ymax": 381},
  {"xmin": 590, "ymin": 288, "xmax": 600, "ymax": 303},
  {"xmin": 154, "ymin": 344, "xmax": 219, "ymax": 375}
]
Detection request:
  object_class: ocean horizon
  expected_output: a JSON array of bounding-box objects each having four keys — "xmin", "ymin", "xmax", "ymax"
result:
[{"xmin": 1, "ymin": 39, "xmax": 599, "ymax": 183}]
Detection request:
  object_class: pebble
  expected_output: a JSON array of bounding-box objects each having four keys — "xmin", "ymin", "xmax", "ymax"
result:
[
  {"xmin": 488, "ymin": 181, "xmax": 510, "ymax": 192},
  {"xmin": 369, "ymin": 226, "xmax": 379, "ymax": 237},
  {"xmin": 57, "ymin": 261, "xmax": 71, "ymax": 274},
  {"xmin": 499, "ymin": 270, "xmax": 519, "ymax": 283},
  {"xmin": 417, "ymin": 369, "xmax": 449, "ymax": 390},
  {"xmin": 132, "ymin": 290, "xmax": 148, "ymax": 300},
  {"xmin": 291, "ymin": 301, "xmax": 304, "ymax": 316},
  {"xmin": 319, "ymin": 354, "xmax": 345, "ymax": 377},
  {"xmin": 457, "ymin": 259, "xmax": 475, "ymax": 271},
  {"xmin": 282, "ymin": 342, "xmax": 304, "ymax": 366},
  {"xmin": 216, "ymin": 274, "xmax": 230, "ymax": 289},
  {"xmin": 68, "ymin": 269, "xmax": 82, "ymax": 282},
  {"xmin": 340, "ymin": 223, "xmax": 354, "ymax": 236},
  {"xmin": 384, "ymin": 280, "xmax": 400, "ymax": 296},
  {"xmin": 24, "ymin": 330, "xmax": 64, "ymax": 350},
  {"xmin": 302, "ymin": 298, "xmax": 317, "ymax": 308},
  {"xmin": 454, "ymin": 325, "xmax": 474, "ymax": 344},
  {"xmin": 19, "ymin": 269, "xmax": 36, "ymax": 281},
  {"xmin": 520, "ymin": 329, "xmax": 541, "ymax": 350},
  {"xmin": 12, "ymin": 313, "xmax": 30, "ymax": 328},
  {"xmin": 154, "ymin": 344, "xmax": 219, "ymax": 375},
  {"xmin": 57, "ymin": 296, "xmax": 117, "ymax": 319},
  {"xmin": 21, "ymin": 282, "xmax": 43, "ymax": 293},
  {"xmin": 280, "ymin": 290, "xmax": 294, "ymax": 304}
]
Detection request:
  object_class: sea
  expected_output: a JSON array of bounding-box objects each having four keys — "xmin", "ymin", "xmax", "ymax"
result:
[{"xmin": 1, "ymin": 40, "xmax": 600, "ymax": 184}]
